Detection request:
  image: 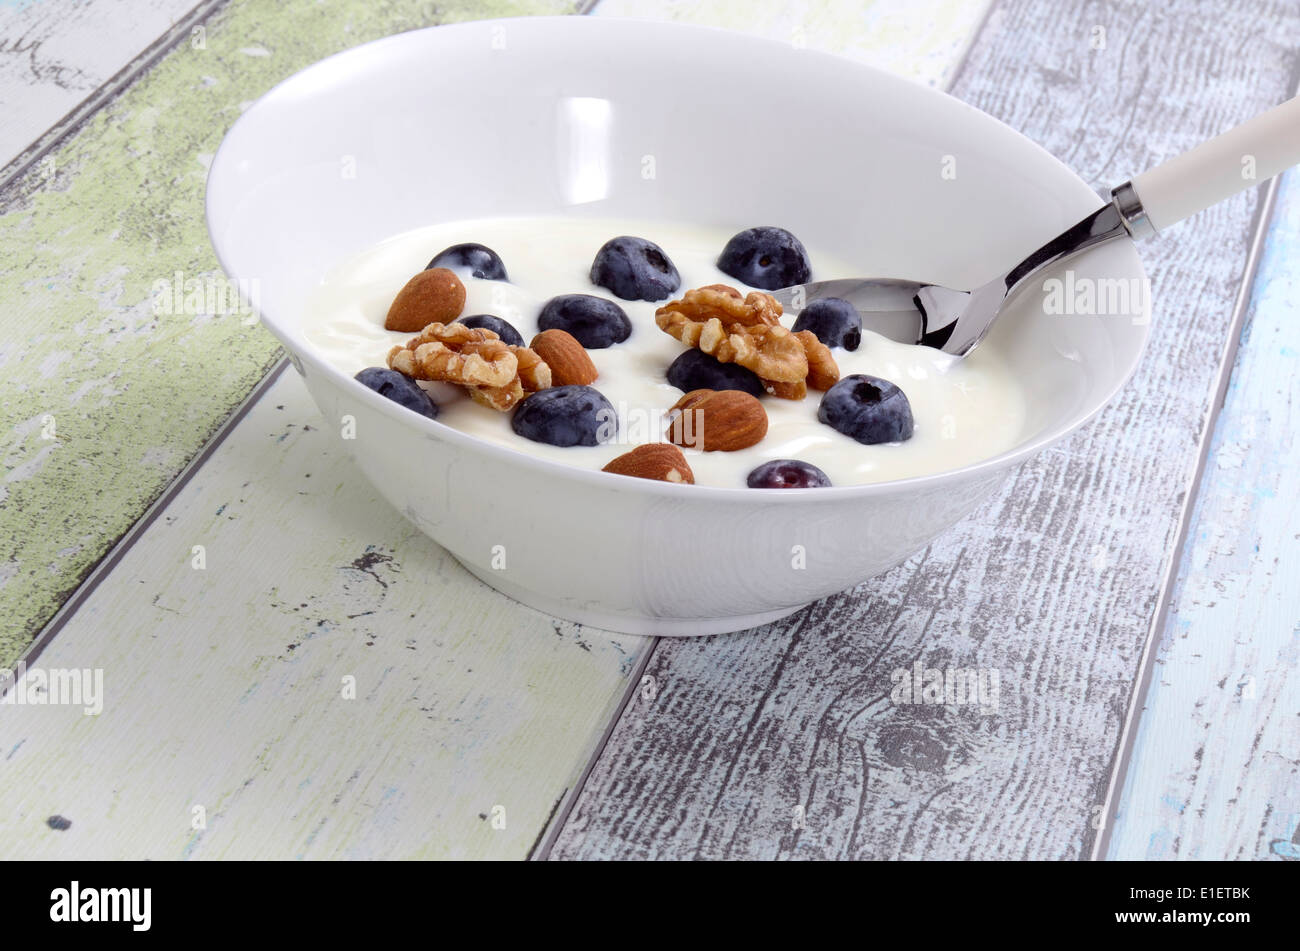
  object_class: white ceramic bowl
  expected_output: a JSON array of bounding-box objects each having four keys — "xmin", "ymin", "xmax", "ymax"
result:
[{"xmin": 206, "ymin": 17, "xmax": 1149, "ymax": 636}]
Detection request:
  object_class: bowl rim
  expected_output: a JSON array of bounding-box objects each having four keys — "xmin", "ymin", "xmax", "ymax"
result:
[{"xmin": 205, "ymin": 15, "xmax": 1151, "ymax": 503}]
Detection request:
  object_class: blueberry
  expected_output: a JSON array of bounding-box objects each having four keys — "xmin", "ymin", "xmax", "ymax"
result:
[
  {"xmin": 717, "ymin": 226, "xmax": 812, "ymax": 290},
  {"xmin": 511, "ymin": 385, "xmax": 616, "ymax": 447},
  {"xmin": 537, "ymin": 294, "xmax": 631, "ymax": 349},
  {"xmin": 455, "ymin": 314, "xmax": 524, "ymax": 347},
  {"xmin": 590, "ymin": 236, "xmax": 681, "ymax": 302},
  {"xmin": 355, "ymin": 367, "xmax": 439, "ymax": 420},
  {"xmin": 792, "ymin": 297, "xmax": 861, "ymax": 351},
  {"xmin": 746, "ymin": 459, "xmax": 832, "ymax": 489},
  {"xmin": 818, "ymin": 375, "xmax": 913, "ymax": 444},
  {"xmin": 426, "ymin": 243, "xmax": 508, "ymax": 281},
  {"xmin": 666, "ymin": 349, "xmax": 765, "ymax": 397}
]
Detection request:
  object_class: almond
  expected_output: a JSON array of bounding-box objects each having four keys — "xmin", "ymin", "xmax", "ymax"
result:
[
  {"xmin": 602, "ymin": 443, "xmax": 695, "ymax": 484},
  {"xmin": 385, "ymin": 268, "xmax": 466, "ymax": 332},
  {"xmin": 665, "ymin": 388, "xmax": 767, "ymax": 452},
  {"xmin": 530, "ymin": 329, "xmax": 597, "ymax": 386}
]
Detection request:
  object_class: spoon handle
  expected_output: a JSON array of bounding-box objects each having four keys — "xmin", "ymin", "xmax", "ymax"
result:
[{"xmin": 1130, "ymin": 95, "xmax": 1300, "ymax": 231}]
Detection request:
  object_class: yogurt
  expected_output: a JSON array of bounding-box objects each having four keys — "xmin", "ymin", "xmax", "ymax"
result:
[{"xmin": 303, "ymin": 217, "xmax": 1028, "ymax": 488}]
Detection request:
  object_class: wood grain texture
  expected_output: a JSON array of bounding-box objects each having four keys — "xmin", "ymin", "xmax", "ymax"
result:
[
  {"xmin": 1106, "ymin": 169, "xmax": 1300, "ymax": 861},
  {"xmin": 0, "ymin": 0, "xmax": 202, "ymax": 171},
  {"xmin": 0, "ymin": 371, "xmax": 648, "ymax": 860},
  {"xmin": 591, "ymin": 0, "xmax": 992, "ymax": 87},
  {"xmin": 548, "ymin": 0, "xmax": 1300, "ymax": 860},
  {"xmin": 0, "ymin": 0, "xmax": 577, "ymax": 668}
]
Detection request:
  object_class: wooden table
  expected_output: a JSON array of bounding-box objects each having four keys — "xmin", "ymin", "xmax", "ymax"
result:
[{"xmin": 0, "ymin": 0, "xmax": 1296, "ymax": 861}]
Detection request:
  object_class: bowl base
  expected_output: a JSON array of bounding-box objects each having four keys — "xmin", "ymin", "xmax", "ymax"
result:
[{"xmin": 452, "ymin": 556, "xmax": 806, "ymax": 637}]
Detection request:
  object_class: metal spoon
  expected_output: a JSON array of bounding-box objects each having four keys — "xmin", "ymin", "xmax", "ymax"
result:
[{"xmin": 770, "ymin": 96, "xmax": 1300, "ymax": 357}]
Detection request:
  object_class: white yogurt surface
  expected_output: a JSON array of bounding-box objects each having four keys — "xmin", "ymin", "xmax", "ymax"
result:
[{"xmin": 302, "ymin": 217, "xmax": 1028, "ymax": 488}]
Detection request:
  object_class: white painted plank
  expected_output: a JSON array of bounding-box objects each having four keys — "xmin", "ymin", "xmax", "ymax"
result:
[
  {"xmin": 0, "ymin": 0, "xmax": 202, "ymax": 171},
  {"xmin": 0, "ymin": 370, "xmax": 646, "ymax": 860},
  {"xmin": 1106, "ymin": 170, "xmax": 1300, "ymax": 860},
  {"xmin": 591, "ymin": 0, "xmax": 991, "ymax": 88}
]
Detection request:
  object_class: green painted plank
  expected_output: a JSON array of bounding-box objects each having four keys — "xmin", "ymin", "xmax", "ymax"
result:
[{"xmin": 0, "ymin": 0, "xmax": 577, "ymax": 666}]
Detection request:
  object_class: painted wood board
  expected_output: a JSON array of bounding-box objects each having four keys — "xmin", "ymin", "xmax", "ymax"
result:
[
  {"xmin": 590, "ymin": 0, "xmax": 992, "ymax": 88},
  {"xmin": 547, "ymin": 0, "xmax": 1300, "ymax": 860},
  {"xmin": 0, "ymin": 369, "xmax": 648, "ymax": 860},
  {"xmin": 0, "ymin": 0, "xmax": 578, "ymax": 668},
  {"xmin": 1105, "ymin": 169, "xmax": 1300, "ymax": 861},
  {"xmin": 0, "ymin": 0, "xmax": 203, "ymax": 173}
]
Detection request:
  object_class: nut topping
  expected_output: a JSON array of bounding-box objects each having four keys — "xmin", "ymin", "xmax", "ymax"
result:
[
  {"xmin": 664, "ymin": 388, "xmax": 768, "ymax": 452},
  {"xmin": 602, "ymin": 443, "xmax": 695, "ymax": 484},
  {"xmin": 387, "ymin": 322, "xmax": 551, "ymax": 412},
  {"xmin": 655, "ymin": 284, "xmax": 838, "ymax": 396},
  {"xmin": 385, "ymin": 268, "xmax": 467, "ymax": 332},
  {"xmin": 530, "ymin": 329, "xmax": 598, "ymax": 386}
]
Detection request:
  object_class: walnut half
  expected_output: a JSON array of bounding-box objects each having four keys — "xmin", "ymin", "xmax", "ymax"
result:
[
  {"xmin": 655, "ymin": 285, "xmax": 838, "ymax": 397},
  {"xmin": 387, "ymin": 322, "xmax": 551, "ymax": 411}
]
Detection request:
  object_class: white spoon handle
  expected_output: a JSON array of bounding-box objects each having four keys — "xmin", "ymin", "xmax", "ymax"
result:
[{"xmin": 1131, "ymin": 95, "xmax": 1300, "ymax": 231}]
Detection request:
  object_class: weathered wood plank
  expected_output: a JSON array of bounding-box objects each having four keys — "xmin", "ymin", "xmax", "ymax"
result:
[
  {"xmin": 0, "ymin": 0, "xmax": 578, "ymax": 668},
  {"xmin": 0, "ymin": 371, "xmax": 648, "ymax": 860},
  {"xmin": 548, "ymin": 0, "xmax": 1300, "ymax": 860},
  {"xmin": 0, "ymin": 0, "xmax": 203, "ymax": 172},
  {"xmin": 1106, "ymin": 170, "xmax": 1300, "ymax": 861},
  {"xmin": 591, "ymin": 0, "xmax": 992, "ymax": 87}
]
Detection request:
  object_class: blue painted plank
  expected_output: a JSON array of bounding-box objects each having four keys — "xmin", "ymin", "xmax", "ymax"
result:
[{"xmin": 1107, "ymin": 169, "xmax": 1300, "ymax": 860}]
